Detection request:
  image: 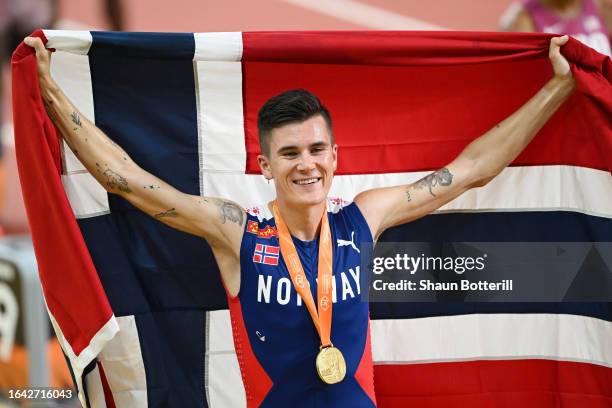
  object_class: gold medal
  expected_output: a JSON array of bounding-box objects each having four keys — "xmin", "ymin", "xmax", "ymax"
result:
[
  {"xmin": 273, "ymin": 201, "xmax": 347, "ymax": 385},
  {"xmin": 316, "ymin": 345, "xmax": 347, "ymax": 385}
]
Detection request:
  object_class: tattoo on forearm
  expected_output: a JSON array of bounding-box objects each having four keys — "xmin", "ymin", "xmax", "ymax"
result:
[
  {"xmin": 144, "ymin": 185, "xmax": 160, "ymax": 189},
  {"xmin": 71, "ymin": 112, "xmax": 82, "ymax": 127},
  {"xmin": 405, "ymin": 190, "xmax": 412, "ymax": 202},
  {"xmin": 101, "ymin": 167, "xmax": 131, "ymax": 193},
  {"xmin": 45, "ymin": 106, "xmax": 57, "ymax": 121},
  {"xmin": 217, "ymin": 200, "xmax": 244, "ymax": 225},
  {"xmin": 413, "ymin": 168, "xmax": 453, "ymax": 197},
  {"xmin": 154, "ymin": 208, "xmax": 178, "ymax": 218}
]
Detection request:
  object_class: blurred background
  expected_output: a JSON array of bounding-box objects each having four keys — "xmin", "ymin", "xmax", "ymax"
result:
[{"xmin": 0, "ymin": 0, "xmax": 609, "ymax": 406}]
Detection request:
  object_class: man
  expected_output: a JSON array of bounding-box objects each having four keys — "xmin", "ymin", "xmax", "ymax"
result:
[
  {"xmin": 24, "ymin": 35, "xmax": 575, "ymax": 407},
  {"xmin": 500, "ymin": 0, "xmax": 612, "ymax": 56}
]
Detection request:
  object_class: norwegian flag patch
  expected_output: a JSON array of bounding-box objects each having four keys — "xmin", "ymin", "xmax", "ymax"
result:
[{"xmin": 253, "ymin": 243, "xmax": 280, "ymax": 266}]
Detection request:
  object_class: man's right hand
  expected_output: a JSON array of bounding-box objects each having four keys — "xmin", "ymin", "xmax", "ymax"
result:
[{"xmin": 24, "ymin": 37, "xmax": 54, "ymax": 88}]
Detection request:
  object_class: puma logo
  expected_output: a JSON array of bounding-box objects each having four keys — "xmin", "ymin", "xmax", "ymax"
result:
[{"xmin": 337, "ymin": 231, "xmax": 360, "ymax": 254}]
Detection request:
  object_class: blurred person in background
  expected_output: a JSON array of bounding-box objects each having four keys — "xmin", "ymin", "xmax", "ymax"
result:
[
  {"xmin": 0, "ymin": 0, "xmax": 57, "ymax": 64},
  {"xmin": 103, "ymin": 0, "xmax": 124, "ymax": 31},
  {"xmin": 500, "ymin": 0, "xmax": 612, "ymax": 56}
]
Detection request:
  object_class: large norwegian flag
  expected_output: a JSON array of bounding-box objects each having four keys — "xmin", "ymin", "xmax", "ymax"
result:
[{"xmin": 12, "ymin": 30, "xmax": 612, "ymax": 407}]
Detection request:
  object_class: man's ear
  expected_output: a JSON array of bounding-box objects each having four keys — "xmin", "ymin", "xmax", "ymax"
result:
[
  {"xmin": 332, "ymin": 144, "xmax": 338, "ymax": 172},
  {"xmin": 257, "ymin": 154, "xmax": 273, "ymax": 180}
]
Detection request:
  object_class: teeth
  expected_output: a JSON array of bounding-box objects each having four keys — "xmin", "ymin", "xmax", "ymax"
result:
[{"xmin": 295, "ymin": 178, "xmax": 319, "ymax": 185}]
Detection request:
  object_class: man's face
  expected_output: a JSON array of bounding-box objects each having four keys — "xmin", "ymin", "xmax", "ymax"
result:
[{"xmin": 258, "ymin": 115, "xmax": 337, "ymax": 208}]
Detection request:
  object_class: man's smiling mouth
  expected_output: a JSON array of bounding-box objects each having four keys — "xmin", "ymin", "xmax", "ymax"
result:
[{"xmin": 293, "ymin": 177, "xmax": 322, "ymax": 185}]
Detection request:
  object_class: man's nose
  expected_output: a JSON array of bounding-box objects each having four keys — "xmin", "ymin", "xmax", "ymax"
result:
[{"xmin": 297, "ymin": 153, "xmax": 316, "ymax": 172}]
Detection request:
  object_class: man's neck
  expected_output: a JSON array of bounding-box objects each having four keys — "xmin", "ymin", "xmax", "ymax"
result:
[{"xmin": 274, "ymin": 198, "xmax": 326, "ymax": 242}]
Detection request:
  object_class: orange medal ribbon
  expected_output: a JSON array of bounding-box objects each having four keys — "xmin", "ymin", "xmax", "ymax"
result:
[{"xmin": 272, "ymin": 201, "xmax": 333, "ymax": 347}]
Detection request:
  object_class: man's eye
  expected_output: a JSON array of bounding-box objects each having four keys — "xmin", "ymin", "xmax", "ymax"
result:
[
  {"xmin": 284, "ymin": 152, "xmax": 297, "ymax": 157},
  {"xmin": 312, "ymin": 148, "xmax": 325, "ymax": 153}
]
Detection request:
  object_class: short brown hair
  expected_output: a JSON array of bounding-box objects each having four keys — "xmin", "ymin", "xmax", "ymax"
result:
[{"xmin": 257, "ymin": 89, "xmax": 333, "ymax": 156}]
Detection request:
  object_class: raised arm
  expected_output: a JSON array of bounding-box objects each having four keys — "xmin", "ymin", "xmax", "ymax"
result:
[
  {"xmin": 25, "ymin": 37, "xmax": 244, "ymax": 292},
  {"xmin": 355, "ymin": 36, "xmax": 576, "ymax": 240}
]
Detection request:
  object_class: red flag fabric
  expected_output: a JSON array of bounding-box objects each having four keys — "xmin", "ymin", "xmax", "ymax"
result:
[{"xmin": 242, "ymin": 32, "xmax": 611, "ymax": 174}]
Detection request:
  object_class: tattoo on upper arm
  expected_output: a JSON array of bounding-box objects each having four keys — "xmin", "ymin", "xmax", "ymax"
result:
[
  {"xmin": 154, "ymin": 208, "xmax": 178, "ymax": 218},
  {"xmin": 71, "ymin": 112, "xmax": 82, "ymax": 127},
  {"xmin": 216, "ymin": 200, "xmax": 244, "ymax": 226},
  {"xmin": 412, "ymin": 167, "xmax": 453, "ymax": 197}
]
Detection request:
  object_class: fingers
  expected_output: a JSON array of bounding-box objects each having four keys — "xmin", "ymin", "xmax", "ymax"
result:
[
  {"xmin": 549, "ymin": 35, "xmax": 567, "ymax": 57},
  {"xmin": 552, "ymin": 35, "xmax": 569, "ymax": 46},
  {"xmin": 548, "ymin": 35, "xmax": 572, "ymax": 78},
  {"xmin": 24, "ymin": 36, "xmax": 48, "ymax": 55},
  {"xmin": 24, "ymin": 36, "xmax": 54, "ymax": 81},
  {"xmin": 549, "ymin": 35, "xmax": 569, "ymax": 52}
]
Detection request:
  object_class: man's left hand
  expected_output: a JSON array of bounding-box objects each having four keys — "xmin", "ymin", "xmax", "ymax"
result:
[{"xmin": 549, "ymin": 35, "xmax": 572, "ymax": 79}]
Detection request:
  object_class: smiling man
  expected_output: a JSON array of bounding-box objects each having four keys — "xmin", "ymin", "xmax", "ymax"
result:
[{"xmin": 25, "ymin": 35, "xmax": 575, "ymax": 407}]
